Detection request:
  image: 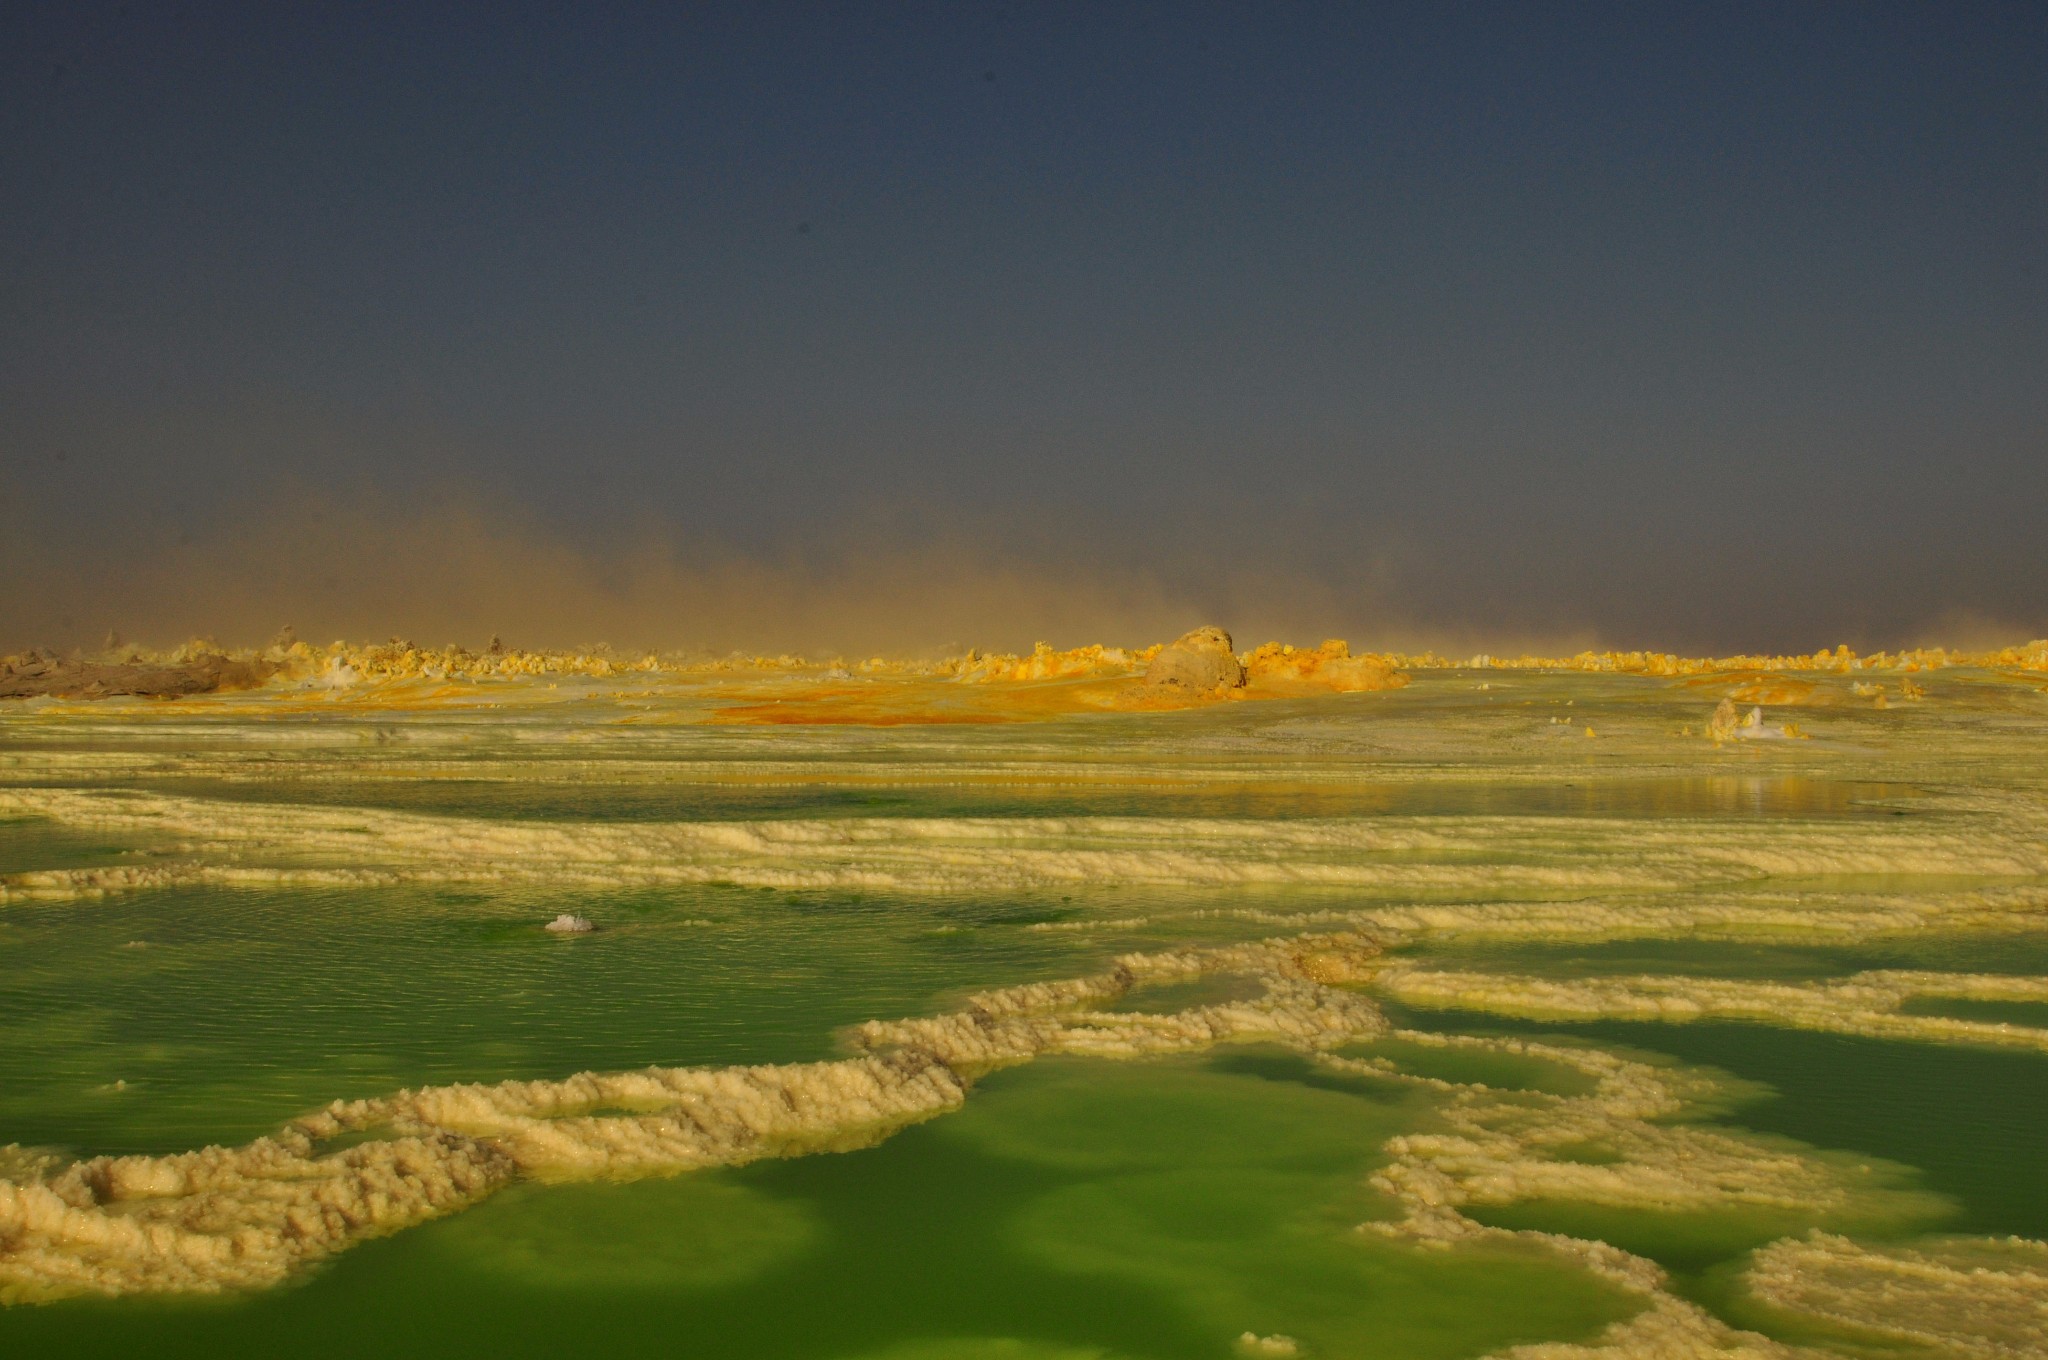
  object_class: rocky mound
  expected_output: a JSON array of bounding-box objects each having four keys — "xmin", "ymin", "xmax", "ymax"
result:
[
  {"xmin": 0, "ymin": 653, "xmax": 274, "ymax": 700},
  {"xmin": 1143, "ymin": 626, "xmax": 1246, "ymax": 692}
]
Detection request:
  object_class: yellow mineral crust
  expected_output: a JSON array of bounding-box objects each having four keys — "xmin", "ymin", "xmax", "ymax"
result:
[
  {"xmin": 0, "ymin": 933, "xmax": 1384, "ymax": 1302},
  {"xmin": 711, "ymin": 635, "xmax": 1407, "ymax": 724},
  {"xmin": 1370, "ymin": 967, "xmax": 2048, "ymax": 1053},
  {"xmin": 1392, "ymin": 639, "xmax": 2048, "ymax": 676},
  {"xmin": 9, "ymin": 634, "xmax": 2046, "ymax": 695},
  {"xmin": 954, "ymin": 642, "xmax": 1150, "ymax": 684},
  {"xmin": 1240, "ymin": 639, "xmax": 1410, "ymax": 695},
  {"xmin": 10, "ymin": 632, "xmax": 2045, "ymax": 725},
  {"xmin": 1691, "ymin": 674, "xmax": 1819, "ymax": 706}
]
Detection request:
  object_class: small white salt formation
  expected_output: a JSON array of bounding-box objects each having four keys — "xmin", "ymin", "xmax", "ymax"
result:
[
  {"xmin": 1713, "ymin": 700, "xmax": 1790, "ymax": 742},
  {"xmin": 543, "ymin": 914, "xmax": 594, "ymax": 934},
  {"xmin": 1735, "ymin": 706, "xmax": 1790, "ymax": 740}
]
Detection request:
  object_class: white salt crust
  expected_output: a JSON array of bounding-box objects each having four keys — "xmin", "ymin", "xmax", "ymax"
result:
[
  {"xmin": 4, "ymin": 786, "xmax": 2045, "ymax": 905},
  {"xmin": 1344, "ymin": 1030, "xmax": 2047, "ymax": 1358}
]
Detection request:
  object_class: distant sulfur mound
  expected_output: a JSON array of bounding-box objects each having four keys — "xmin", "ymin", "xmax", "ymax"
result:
[
  {"xmin": 1143, "ymin": 627, "xmax": 1246, "ymax": 692},
  {"xmin": 1241, "ymin": 638, "xmax": 1407, "ymax": 694}
]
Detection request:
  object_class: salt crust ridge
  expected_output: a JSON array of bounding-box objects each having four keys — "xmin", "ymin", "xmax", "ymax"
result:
[
  {"xmin": 1351, "ymin": 963, "xmax": 2048, "ymax": 1353},
  {"xmin": 4, "ymin": 786, "xmax": 2045, "ymax": 906},
  {"xmin": 0, "ymin": 933, "xmax": 1385, "ymax": 1303},
  {"xmin": 1, "ymin": 928, "xmax": 2041, "ymax": 1356},
  {"xmin": 1373, "ymin": 967, "xmax": 2048, "ymax": 1054},
  {"xmin": 1027, "ymin": 884, "xmax": 2048, "ymax": 947},
  {"xmin": 1748, "ymin": 1233, "xmax": 2048, "ymax": 1359},
  {"xmin": 1343, "ymin": 1030, "xmax": 2047, "ymax": 1358}
]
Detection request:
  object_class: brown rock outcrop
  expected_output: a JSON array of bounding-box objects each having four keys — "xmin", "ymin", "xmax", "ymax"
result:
[
  {"xmin": 1143, "ymin": 626, "xmax": 1246, "ymax": 692},
  {"xmin": 0, "ymin": 654, "xmax": 274, "ymax": 700}
]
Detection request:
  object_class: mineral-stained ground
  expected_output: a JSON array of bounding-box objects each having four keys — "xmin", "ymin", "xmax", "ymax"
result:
[{"xmin": 0, "ymin": 636, "xmax": 2044, "ymax": 1358}]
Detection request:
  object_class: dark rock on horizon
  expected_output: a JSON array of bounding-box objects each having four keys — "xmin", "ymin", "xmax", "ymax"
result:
[{"xmin": 0, "ymin": 654, "xmax": 275, "ymax": 700}]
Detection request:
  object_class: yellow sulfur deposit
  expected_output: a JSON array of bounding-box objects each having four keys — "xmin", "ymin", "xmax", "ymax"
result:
[
  {"xmin": 1240, "ymin": 638, "xmax": 1410, "ymax": 694},
  {"xmin": 17, "ymin": 630, "xmax": 2041, "ymax": 724}
]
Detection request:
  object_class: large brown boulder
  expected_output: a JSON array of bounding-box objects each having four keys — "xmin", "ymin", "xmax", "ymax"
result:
[{"xmin": 1143, "ymin": 626, "xmax": 1246, "ymax": 692}]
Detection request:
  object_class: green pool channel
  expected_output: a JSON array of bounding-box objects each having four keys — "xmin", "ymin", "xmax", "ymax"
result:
[
  {"xmin": 0, "ymin": 752, "xmax": 2037, "ymax": 1357},
  {"xmin": 1378, "ymin": 1001, "xmax": 2048, "ymax": 1326},
  {"xmin": 0, "ymin": 1053, "xmax": 1652, "ymax": 1360},
  {"xmin": 122, "ymin": 772, "xmax": 1929, "ymax": 823}
]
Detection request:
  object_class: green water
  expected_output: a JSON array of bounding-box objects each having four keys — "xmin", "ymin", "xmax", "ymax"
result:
[
  {"xmin": 1407, "ymin": 932, "xmax": 2048, "ymax": 981},
  {"xmin": 1394, "ymin": 1008, "xmax": 2048, "ymax": 1244},
  {"xmin": 1339, "ymin": 1035, "xmax": 1600, "ymax": 1098},
  {"xmin": 137, "ymin": 774, "xmax": 1927, "ymax": 824},
  {"xmin": 0, "ymin": 819, "xmax": 147, "ymax": 876},
  {"xmin": 1899, "ymin": 995, "xmax": 2048, "ymax": 1027},
  {"xmin": 3, "ymin": 675, "xmax": 2046, "ymax": 1357},
  {"xmin": 0, "ymin": 1056, "xmax": 1637, "ymax": 1359},
  {"xmin": 0, "ymin": 884, "xmax": 1099, "ymax": 1153}
]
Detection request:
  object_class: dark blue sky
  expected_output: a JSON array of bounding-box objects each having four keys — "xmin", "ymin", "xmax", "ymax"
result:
[{"xmin": 3, "ymin": 3, "xmax": 2042, "ymax": 652}]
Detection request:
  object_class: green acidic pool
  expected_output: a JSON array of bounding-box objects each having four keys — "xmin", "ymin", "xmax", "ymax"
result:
[
  {"xmin": 0, "ymin": 1055, "xmax": 1640, "ymax": 1360},
  {"xmin": 4, "ymin": 674, "xmax": 2045, "ymax": 1357}
]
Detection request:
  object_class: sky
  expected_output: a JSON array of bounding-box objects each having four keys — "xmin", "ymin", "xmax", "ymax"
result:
[{"xmin": 2, "ymin": 2, "xmax": 2042, "ymax": 655}]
